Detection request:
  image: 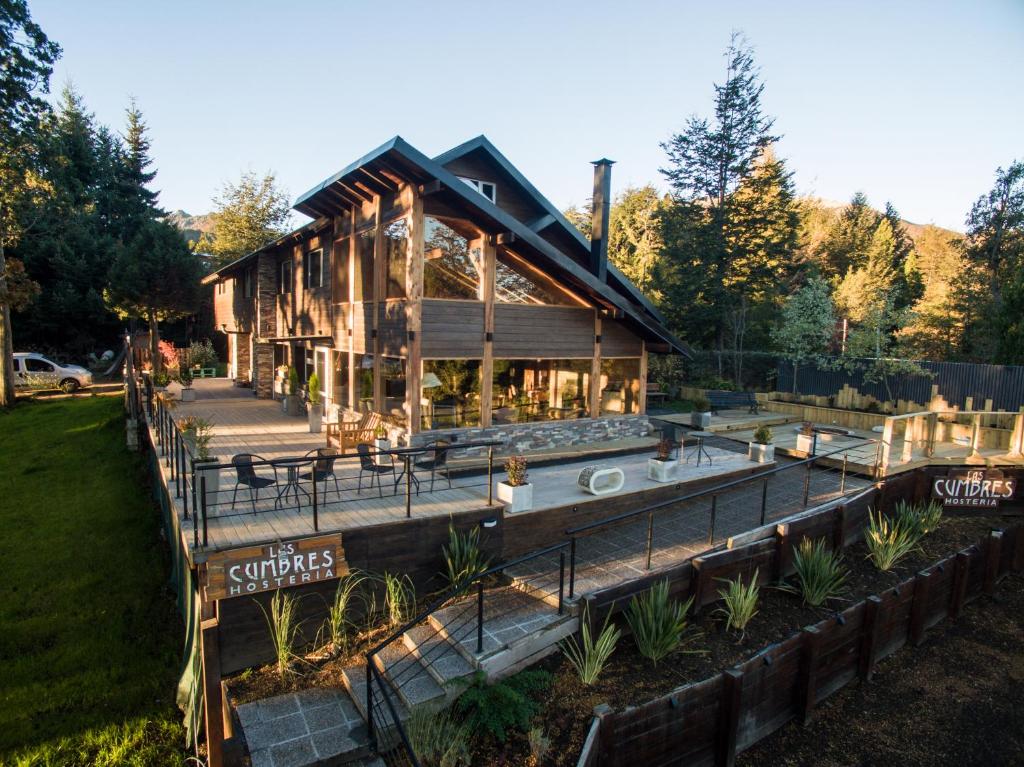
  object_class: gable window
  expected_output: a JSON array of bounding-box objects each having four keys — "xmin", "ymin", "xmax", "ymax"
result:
[
  {"xmin": 494, "ymin": 250, "xmax": 580, "ymax": 306},
  {"xmin": 424, "ymin": 217, "xmax": 481, "ymax": 300},
  {"xmin": 279, "ymin": 260, "xmax": 293, "ymax": 294},
  {"xmin": 458, "ymin": 176, "xmax": 496, "ymax": 204},
  {"xmin": 217, "ymin": 280, "xmax": 226, "ymax": 295},
  {"xmin": 306, "ymin": 248, "xmax": 324, "ymax": 289},
  {"xmin": 384, "ymin": 219, "xmax": 408, "ymax": 299},
  {"xmin": 243, "ymin": 269, "xmax": 254, "ymax": 298}
]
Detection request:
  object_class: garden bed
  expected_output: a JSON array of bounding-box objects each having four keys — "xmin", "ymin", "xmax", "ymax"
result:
[{"xmin": 472, "ymin": 512, "xmax": 1015, "ymax": 766}]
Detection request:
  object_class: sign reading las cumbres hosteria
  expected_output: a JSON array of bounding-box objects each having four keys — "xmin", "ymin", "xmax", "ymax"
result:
[
  {"xmin": 932, "ymin": 468, "xmax": 1017, "ymax": 509},
  {"xmin": 203, "ymin": 535, "xmax": 348, "ymax": 600}
]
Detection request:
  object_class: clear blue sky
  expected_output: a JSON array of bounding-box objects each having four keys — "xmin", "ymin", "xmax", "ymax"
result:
[{"xmin": 32, "ymin": 0, "xmax": 1024, "ymax": 232}]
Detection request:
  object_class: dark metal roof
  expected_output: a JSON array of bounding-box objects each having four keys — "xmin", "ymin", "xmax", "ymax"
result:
[{"xmin": 200, "ymin": 217, "xmax": 331, "ymax": 284}]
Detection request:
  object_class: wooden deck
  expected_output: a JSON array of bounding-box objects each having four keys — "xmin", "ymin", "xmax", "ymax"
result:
[{"xmin": 154, "ymin": 380, "xmax": 781, "ymax": 561}]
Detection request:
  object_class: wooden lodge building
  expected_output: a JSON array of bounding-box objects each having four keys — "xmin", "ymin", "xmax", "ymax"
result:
[{"xmin": 205, "ymin": 135, "xmax": 687, "ymax": 450}]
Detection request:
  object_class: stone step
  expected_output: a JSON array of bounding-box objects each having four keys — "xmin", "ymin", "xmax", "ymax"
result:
[
  {"xmin": 371, "ymin": 639, "xmax": 447, "ymax": 710},
  {"xmin": 402, "ymin": 624, "xmax": 476, "ymax": 693},
  {"xmin": 427, "ymin": 587, "xmax": 579, "ymax": 680},
  {"xmin": 340, "ymin": 663, "xmax": 410, "ymax": 742}
]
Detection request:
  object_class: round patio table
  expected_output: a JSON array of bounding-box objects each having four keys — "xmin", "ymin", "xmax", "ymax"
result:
[
  {"xmin": 272, "ymin": 455, "xmax": 313, "ymax": 510},
  {"xmin": 382, "ymin": 446, "xmax": 430, "ymax": 494},
  {"xmin": 685, "ymin": 431, "xmax": 715, "ymax": 467}
]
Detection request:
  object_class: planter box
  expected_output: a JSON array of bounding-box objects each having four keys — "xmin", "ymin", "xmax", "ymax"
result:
[
  {"xmin": 748, "ymin": 442, "xmax": 775, "ymax": 463},
  {"xmin": 284, "ymin": 395, "xmax": 304, "ymax": 417},
  {"xmin": 796, "ymin": 433, "xmax": 816, "ymax": 455},
  {"xmin": 374, "ymin": 438, "xmax": 390, "ymax": 466},
  {"xmin": 691, "ymin": 411, "xmax": 712, "ymax": 429},
  {"xmin": 497, "ymin": 481, "xmax": 533, "ymax": 513},
  {"xmin": 195, "ymin": 460, "xmax": 220, "ymax": 507},
  {"xmin": 647, "ymin": 457, "xmax": 678, "ymax": 483},
  {"xmin": 308, "ymin": 403, "xmax": 323, "ymax": 433},
  {"xmin": 180, "ymin": 387, "xmax": 196, "ymax": 402}
]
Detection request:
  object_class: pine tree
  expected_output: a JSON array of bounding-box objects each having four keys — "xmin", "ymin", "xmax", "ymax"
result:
[
  {"xmin": 607, "ymin": 186, "xmax": 664, "ymax": 295},
  {"xmin": 814, "ymin": 192, "xmax": 880, "ymax": 278},
  {"xmin": 198, "ymin": 171, "xmax": 291, "ymax": 266}
]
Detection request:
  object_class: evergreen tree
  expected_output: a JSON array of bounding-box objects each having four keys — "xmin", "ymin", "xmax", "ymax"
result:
[
  {"xmin": 814, "ymin": 191, "xmax": 880, "ymax": 278},
  {"xmin": 198, "ymin": 171, "xmax": 291, "ymax": 266},
  {"xmin": 607, "ymin": 186, "xmax": 664, "ymax": 295},
  {"xmin": 899, "ymin": 225, "xmax": 968, "ymax": 359},
  {"xmin": 771, "ymin": 277, "xmax": 835, "ymax": 394},
  {"xmin": 0, "ymin": 0, "xmax": 60, "ymax": 407}
]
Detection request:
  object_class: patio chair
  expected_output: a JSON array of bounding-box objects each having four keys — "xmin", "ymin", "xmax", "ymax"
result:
[
  {"xmin": 230, "ymin": 453, "xmax": 278, "ymax": 513},
  {"xmin": 300, "ymin": 447, "xmax": 342, "ymax": 499},
  {"xmin": 356, "ymin": 443, "xmax": 396, "ymax": 498},
  {"xmin": 328, "ymin": 411, "xmax": 389, "ymax": 454},
  {"xmin": 413, "ymin": 437, "xmax": 456, "ymax": 492}
]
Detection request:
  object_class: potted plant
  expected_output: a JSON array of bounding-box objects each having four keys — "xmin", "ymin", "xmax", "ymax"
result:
[
  {"xmin": 497, "ymin": 455, "xmax": 532, "ymax": 513},
  {"xmin": 647, "ymin": 437, "xmax": 679, "ymax": 482},
  {"xmin": 181, "ymin": 416, "xmax": 219, "ymax": 505},
  {"xmin": 796, "ymin": 421, "xmax": 816, "ymax": 455},
  {"xmin": 177, "ymin": 365, "xmax": 196, "ymax": 402},
  {"xmin": 152, "ymin": 370, "xmax": 171, "ymax": 391},
  {"xmin": 373, "ymin": 423, "xmax": 390, "ymax": 466},
  {"xmin": 748, "ymin": 424, "xmax": 775, "ymax": 463},
  {"xmin": 307, "ymin": 372, "xmax": 323, "ymax": 433},
  {"xmin": 691, "ymin": 395, "xmax": 712, "ymax": 429},
  {"xmin": 283, "ymin": 366, "xmax": 303, "ymax": 416}
]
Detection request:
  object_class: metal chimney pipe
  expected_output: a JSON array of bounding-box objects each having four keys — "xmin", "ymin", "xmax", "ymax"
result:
[{"xmin": 590, "ymin": 158, "xmax": 614, "ymax": 282}]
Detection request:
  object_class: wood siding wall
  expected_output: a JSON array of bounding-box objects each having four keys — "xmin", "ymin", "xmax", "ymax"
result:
[
  {"xmin": 379, "ymin": 301, "xmax": 409, "ymax": 358},
  {"xmin": 213, "ymin": 277, "xmax": 254, "ymax": 333},
  {"xmin": 421, "ymin": 299, "xmax": 486, "ymax": 358},
  {"xmin": 602, "ymin": 319, "xmax": 643, "ymax": 357},
  {"xmin": 492, "ymin": 305, "xmax": 595, "ymax": 358}
]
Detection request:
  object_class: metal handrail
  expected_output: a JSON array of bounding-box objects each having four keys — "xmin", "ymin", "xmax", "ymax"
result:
[{"xmin": 565, "ymin": 439, "xmax": 877, "ymax": 538}]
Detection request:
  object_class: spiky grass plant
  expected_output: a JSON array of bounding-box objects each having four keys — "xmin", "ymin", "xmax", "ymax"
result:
[
  {"xmin": 321, "ymin": 571, "xmax": 366, "ymax": 656},
  {"xmin": 560, "ymin": 605, "xmax": 621, "ymax": 685},
  {"xmin": 864, "ymin": 509, "xmax": 920, "ymax": 571},
  {"xmin": 895, "ymin": 499, "xmax": 943, "ymax": 539},
  {"xmin": 442, "ymin": 522, "xmax": 491, "ymax": 591},
  {"xmin": 258, "ymin": 590, "xmax": 301, "ymax": 679},
  {"xmin": 625, "ymin": 579, "xmax": 694, "ymax": 667},
  {"xmin": 716, "ymin": 569, "xmax": 760, "ymax": 637},
  {"xmin": 405, "ymin": 704, "xmax": 472, "ymax": 767},
  {"xmin": 383, "ymin": 571, "xmax": 415, "ymax": 629},
  {"xmin": 784, "ymin": 538, "xmax": 847, "ymax": 607},
  {"xmin": 528, "ymin": 726, "xmax": 552, "ymax": 766}
]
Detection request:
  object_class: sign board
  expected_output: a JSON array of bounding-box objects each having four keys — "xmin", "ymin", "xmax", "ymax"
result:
[
  {"xmin": 931, "ymin": 468, "xmax": 1017, "ymax": 509},
  {"xmin": 203, "ymin": 535, "xmax": 348, "ymax": 600}
]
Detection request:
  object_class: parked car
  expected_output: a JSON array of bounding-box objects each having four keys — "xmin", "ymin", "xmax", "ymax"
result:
[{"xmin": 12, "ymin": 352, "xmax": 93, "ymax": 392}]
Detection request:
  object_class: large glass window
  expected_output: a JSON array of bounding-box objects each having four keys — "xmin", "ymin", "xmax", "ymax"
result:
[
  {"xmin": 424, "ymin": 217, "xmax": 481, "ymax": 300},
  {"xmin": 384, "ymin": 219, "xmax": 408, "ymax": 299},
  {"xmin": 381, "ymin": 356, "xmax": 407, "ymax": 424},
  {"xmin": 495, "ymin": 251, "xmax": 577, "ymax": 306},
  {"xmin": 332, "ymin": 237, "xmax": 350, "ymax": 303},
  {"xmin": 492, "ymin": 359, "xmax": 590, "ymax": 424},
  {"xmin": 278, "ymin": 260, "xmax": 293, "ymax": 294},
  {"xmin": 332, "ymin": 350, "xmax": 350, "ymax": 408},
  {"xmin": 358, "ymin": 354, "xmax": 374, "ymax": 411},
  {"xmin": 353, "ymin": 229, "xmax": 374, "ymax": 301},
  {"xmin": 306, "ymin": 249, "xmax": 324, "ymax": 289},
  {"xmin": 600, "ymin": 358, "xmax": 641, "ymax": 415},
  {"xmin": 421, "ymin": 360, "xmax": 482, "ymax": 430}
]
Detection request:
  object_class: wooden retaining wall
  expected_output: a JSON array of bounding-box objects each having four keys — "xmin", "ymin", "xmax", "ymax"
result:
[{"xmin": 585, "ymin": 523, "xmax": 1024, "ymax": 767}]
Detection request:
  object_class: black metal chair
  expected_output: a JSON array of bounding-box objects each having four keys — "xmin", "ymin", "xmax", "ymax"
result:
[
  {"xmin": 356, "ymin": 443, "xmax": 396, "ymax": 498},
  {"xmin": 300, "ymin": 447, "xmax": 341, "ymax": 499},
  {"xmin": 230, "ymin": 453, "xmax": 278, "ymax": 513},
  {"xmin": 413, "ymin": 438, "xmax": 455, "ymax": 492}
]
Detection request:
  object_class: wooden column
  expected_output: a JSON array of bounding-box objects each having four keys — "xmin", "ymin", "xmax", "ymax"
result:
[
  {"xmin": 372, "ymin": 197, "xmax": 384, "ymax": 412},
  {"xmin": 200, "ymin": 600, "xmax": 224, "ymax": 767},
  {"xmin": 348, "ymin": 209, "xmax": 357, "ymax": 412},
  {"xmin": 638, "ymin": 340, "xmax": 648, "ymax": 415},
  {"xmin": 589, "ymin": 312, "xmax": 602, "ymax": 418},
  {"xmin": 480, "ymin": 239, "xmax": 496, "ymax": 427},
  {"xmin": 404, "ymin": 186, "xmax": 423, "ymax": 434}
]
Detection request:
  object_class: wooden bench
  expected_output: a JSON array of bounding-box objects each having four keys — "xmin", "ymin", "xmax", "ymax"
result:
[
  {"xmin": 326, "ymin": 410, "xmax": 392, "ymax": 454},
  {"xmin": 646, "ymin": 382, "xmax": 670, "ymax": 406},
  {"xmin": 192, "ymin": 366, "xmax": 217, "ymax": 378},
  {"xmin": 707, "ymin": 390, "xmax": 759, "ymax": 415}
]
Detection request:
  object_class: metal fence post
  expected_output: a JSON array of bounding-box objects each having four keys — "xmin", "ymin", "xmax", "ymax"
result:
[
  {"xmin": 487, "ymin": 447, "xmax": 494, "ymax": 506},
  {"xmin": 366, "ymin": 663, "xmax": 375, "ymax": 750},
  {"xmin": 405, "ymin": 456, "xmax": 412, "ymax": 518},
  {"xmin": 558, "ymin": 551, "xmax": 565, "ymax": 615},
  {"xmin": 707, "ymin": 494, "xmax": 718, "ymax": 545},
  {"xmin": 173, "ymin": 431, "xmax": 180, "ymax": 497},
  {"xmin": 645, "ymin": 511, "xmax": 655, "ymax": 570},
  {"xmin": 201, "ymin": 475, "xmax": 208, "ymax": 547},
  {"xmin": 803, "ymin": 460, "xmax": 812, "ymax": 507},
  {"xmin": 760, "ymin": 477, "xmax": 769, "ymax": 526},
  {"xmin": 476, "ymin": 580, "xmax": 484, "ymax": 654},
  {"xmin": 312, "ymin": 469, "xmax": 319, "ymax": 532},
  {"xmin": 569, "ymin": 537, "xmax": 577, "ymax": 599},
  {"xmin": 840, "ymin": 453, "xmax": 848, "ymax": 494}
]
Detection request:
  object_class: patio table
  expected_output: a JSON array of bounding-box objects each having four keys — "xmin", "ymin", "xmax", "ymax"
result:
[
  {"xmin": 382, "ymin": 446, "xmax": 430, "ymax": 494},
  {"xmin": 272, "ymin": 455, "xmax": 313, "ymax": 510}
]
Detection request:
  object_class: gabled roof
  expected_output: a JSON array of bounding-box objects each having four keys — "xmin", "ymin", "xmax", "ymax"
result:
[
  {"xmin": 200, "ymin": 217, "xmax": 331, "ymax": 284},
  {"xmin": 217, "ymin": 135, "xmax": 688, "ymax": 356},
  {"xmin": 432, "ymin": 135, "xmax": 669, "ymax": 326}
]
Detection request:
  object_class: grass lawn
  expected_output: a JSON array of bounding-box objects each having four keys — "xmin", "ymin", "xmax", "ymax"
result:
[{"xmin": 0, "ymin": 396, "xmax": 186, "ymax": 766}]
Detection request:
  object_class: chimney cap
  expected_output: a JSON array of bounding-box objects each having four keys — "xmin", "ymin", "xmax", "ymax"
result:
[{"xmin": 591, "ymin": 158, "xmax": 616, "ymax": 166}]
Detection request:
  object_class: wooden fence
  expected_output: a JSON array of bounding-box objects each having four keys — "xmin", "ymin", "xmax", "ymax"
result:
[{"xmin": 579, "ymin": 474, "xmax": 1024, "ymax": 767}]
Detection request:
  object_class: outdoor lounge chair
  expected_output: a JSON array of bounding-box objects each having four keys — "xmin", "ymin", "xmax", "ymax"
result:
[
  {"xmin": 327, "ymin": 411, "xmax": 390, "ymax": 454},
  {"xmin": 356, "ymin": 443, "xmax": 395, "ymax": 498},
  {"xmin": 413, "ymin": 438, "xmax": 455, "ymax": 492},
  {"xmin": 300, "ymin": 447, "xmax": 341, "ymax": 499},
  {"xmin": 230, "ymin": 453, "xmax": 277, "ymax": 513}
]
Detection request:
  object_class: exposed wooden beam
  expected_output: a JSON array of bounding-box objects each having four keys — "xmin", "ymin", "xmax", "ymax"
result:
[
  {"xmin": 495, "ymin": 231, "xmax": 517, "ymax": 246},
  {"xmin": 353, "ymin": 180, "xmax": 378, "ymax": 199},
  {"xmin": 357, "ymin": 167, "xmax": 394, "ymax": 194},
  {"xmin": 338, "ymin": 180, "xmax": 373, "ymax": 203},
  {"xmin": 418, "ymin": 179, "xmax": 443, "ymax": 196},
  {"xmin": 527, "ymin": 213, "xmax": 557, "ymax": 232},
  {"xmin": 322, "ymin": 185, "xmax": 357, "ymax": 209}
]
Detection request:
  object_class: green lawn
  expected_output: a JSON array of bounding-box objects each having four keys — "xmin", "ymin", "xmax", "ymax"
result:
[{"xmin": 0, "ymin": 397, "xmax": 186, "ymax": 766}]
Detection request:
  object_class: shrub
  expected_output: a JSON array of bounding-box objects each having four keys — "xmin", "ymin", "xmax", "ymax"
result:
[
  {"xmin": 896, "ymin": 499, "xmax": 943, "ymax": 538},
  {"xmin": 383, "ymin": 572, "xmax": 415, "ymax": 629},
  {"xmin": 176, "ymin": 365, "xmax": 194, "ymax": 388},
  {"xmin": 287, "ymin": 366, "xmax": 299, "ymax": 395},
  {"xmin": 625, "ymin": 579, "xmax": 694, "ymax": 666},
  {"xmin": 693, "ymin": 395, "xmax": 711, "ymax": 413},
  {"xmin": 753, "ymin": 425, "xmax": 773, "ymax": 445},
  {"xmin": 307, "ymin": 372, "xmax": 321, "ymax": 406},
  {"xmin": 864, "ymin": 508, "xmax": 920, "ymax": 571},
  {"xmin": 189, "ymin": 338, "xmax": 218, "ymax": 368},
  {"xmin": 259, "ymin": 590, "xmax": 301, "ymax": 679},
  {"xmin": 716, "ymin": 569, "xmax": 759, "ymax": 636},
  {"xmin": 178, "ymin": 415, "xmax": 214, "ymax": 460},
  {"xmin": 442, "ymin": 522, "xmax": 491, "ymax": 591},
  {"xmin": 655, "ymin": 437, "xmax": 673, "ymax": 461},
  {"xmin": 322, "ymin": 571, "xmax": 366, "ymax": 656},
  {"xmin": 505, "ymin": 455, "xmax": 528, "ymax": 487},
  {"xmin": 560, "ymin": 605, "xmax": 621, "ymax": 686},
  {"xmin": 453, "ymin": 670, "xmax": 551, "ymax": 743},
  {"xmin": 406, "ymin": 705, "xmax": 471, "ymax": 767},
  {"xmin": 799, "ymin": 421, "xmax": 815, "ymax": 436},
  {"xmin": 785, "ymin": 538, "xmax": 847, "ymax": 607}
]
